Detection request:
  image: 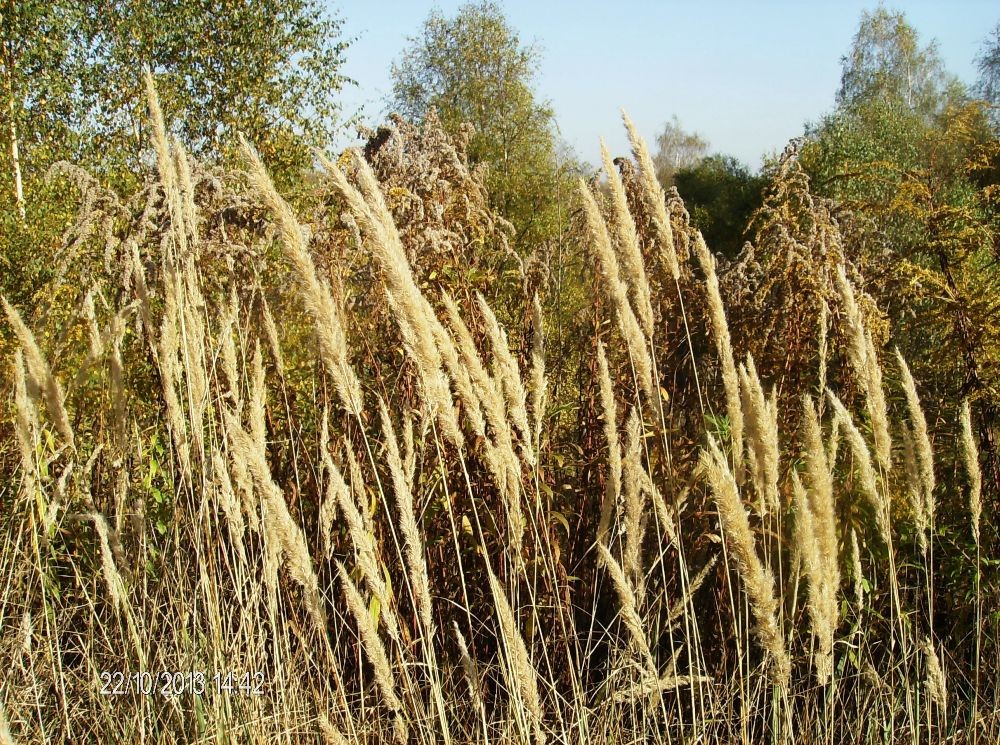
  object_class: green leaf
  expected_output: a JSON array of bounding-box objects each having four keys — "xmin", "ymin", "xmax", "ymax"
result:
[{"xmin": 550, "ymin": 510, "xmax": 570, "ymax": 536}]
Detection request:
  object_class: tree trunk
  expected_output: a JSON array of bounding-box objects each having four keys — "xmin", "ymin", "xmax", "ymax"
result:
[
  {"xmin": 2, "ymin": 43, "xmax": 25, "ymax": 221},
  {"xmin": 6, "ymin": 98, "xmax": 25, "ymax": 221}
]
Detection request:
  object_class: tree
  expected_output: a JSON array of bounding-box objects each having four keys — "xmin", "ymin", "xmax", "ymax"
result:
[
  {"xmin": 837, "ymin": 7, "xmax": 960, "ymax": 118},
  {"xmin": 805, "ymin": 9, "xmax": 1000, "ymax": 503},
  {"xmin": 84, "ymin": 0, "xmax": 350, "ymax": 182},
  {"xmin": 2, "ymin": 0, "xmax": 351, "ymax": 314},
  {"xmin": 674, "ymin": 154, "xmax": 765, "ymax": 259},
  {"xmin": 390, "ymin": 1, "xmax": 571, "ymax": 251},
  {"xmin": 976, "ymin": 23, "xmax": 1000, "ymax": 128},
  {"xmin": 807, "ymin": 10, "xmax": 975, "ymax": 239},
  {"xmin": 2, "ymin": 0, "xmax": 350, "ymax": 193},
  {"xmin": 1, "ymin": 0, "xmax": 81, "ymax": 219},
  {"xmin": 653, "ymin": 115, "xmax": 708, "ymax": 187}
]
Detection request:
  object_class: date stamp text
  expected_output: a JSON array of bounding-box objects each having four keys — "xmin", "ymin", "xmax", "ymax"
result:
[{"xmin": 99, "ymin": 671, "xmax": 265, "ymax": 697}]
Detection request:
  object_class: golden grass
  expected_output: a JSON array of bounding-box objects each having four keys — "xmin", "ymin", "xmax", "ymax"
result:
[{"xmin": 0, "ymin": 86, "xmax": 996, "ymax": 745}]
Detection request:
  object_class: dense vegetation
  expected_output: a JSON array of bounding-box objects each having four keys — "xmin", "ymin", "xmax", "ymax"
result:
[{"xmin": 1, "ymin": 3, "xmax": 998, "ymax": 743}]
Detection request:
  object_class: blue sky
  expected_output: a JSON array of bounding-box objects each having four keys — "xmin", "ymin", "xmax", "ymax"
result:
[{"xmin": 331, "ymin": 1, "xmax": 998, "ymax": 169}]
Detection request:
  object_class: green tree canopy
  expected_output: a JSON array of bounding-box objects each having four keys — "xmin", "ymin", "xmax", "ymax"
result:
[
  {"xmin": 390, "ymin": 1, "xmax": 572, "ymax": 251},
  {"xmin": 2, "ymin": 0, "xmax": 350, "ymax": 311},
  {"xmin": 837, "ymin": 7, "xmax": 961, "ymax": 118},
  {"xmin": 806, "ymin": 9, "xmax": 979, "ymax": 229},
  {"xmin": 1, "ymin": 0, "xmax": 83, "ymax": 216},
  {"xmin": 2, "ymin": 0, "xmax": 350, "ymax": 193},
  {"xmin": 674, "ymin": 154, "xmax": 766, "ymax": 260},
  {"xmin": 976, "ymin": 22, "xmax": 1000, "ymax": 128},
  {"xmin": 804, "ymin": 8, "xmax": 1000, "ymax": 486},
  {"xmin": 80, "ymin": 0, "xmax": 351, "ymax": 182}
]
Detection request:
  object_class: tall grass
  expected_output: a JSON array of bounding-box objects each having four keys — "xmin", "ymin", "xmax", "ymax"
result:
[{"xmin": 0, "ymin": 79, "xmax": 996, "ymax": 745}]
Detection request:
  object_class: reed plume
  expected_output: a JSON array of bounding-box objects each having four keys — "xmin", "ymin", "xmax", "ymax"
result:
[
  {"xmin": 960, "ymin": 401, "xmax": 982, "ymax": 547},
  {"xmin": 529, "ymin": 293, "xmax": 547, "ymax": 451},
  {"xmin": 143, "ymin": 68, "xmax": 176, "ymax": 213},
  {"xmin": 739, "ymin": 355, "xmax": 779, "ymax": 513},
  {"xmin": 325, "ymin": 442, "xmax": 400, "ymax": 642},
  {"xmin": 318, "ymin": 713, "xmax": 349, "ymax": 745},
  {"xmin": 487, "ymin": 568, "xmax": 546, "ymax": 744},
  {"xmin": 453, "ymin": 622, "xmax": 485, "ymax": 713},
  {"xmin": 157, "ymin": 255, "xmax": 191, "ymax": 480},
  {"xmin": 219, "ymin": 292, "xmax": 242, "ymax": 406},
  {"xmin": 260, "ymin": 297, "xmax": 285, "ymax": 378},
  {"xmin": 430, "ymin": 302, "xmax": 487, "ymax": 439},
  {"xmin": 795, "ymin": 396, "xmax": 840, "ymax": 683},
  {"xmin": 109, "ymin": 311, "xmax": 127, "ymax": 442},
  {"xmin": 336, "ymin": 562, "xmax": 407, "ymax": 744},
  {"xmin": 692, "ymin": 232, "xmax": 743, "ymax": 481},
  {"xmin": 835, "ymin": 265, "xmax": 891, "ymax": 471},
  {"xmin": 921, "ymin": 638, "xmax": 948, "ymax": 711},
  {"xmin": 597, "ymin": 341, "xmax": 622, "ymax": 546},
  {"xmin": 440, "ymin": 293, "xmax": 505, "ymax": 440},
  {"xmin": 0, "ymin": 701, "xmax": 16, "ymax": 745},
  {"xmin": 321, "ymin": 150, "xmax": 462, "ymax": 447},
  {"xmin": 11, "ymin": 353, "xmax": 38, "ymax": 499},
  {"xmin": 622, "ymin": 409, "xmax": 647, "ymax": 587},
  {"xmin": 441, "ymin": 293, "xmax": 525, "ymax": 549},
  {"xmin": 818, "ymin": 297, "xmax": 829, "ymax": 399},
  {"xmin": 850, "ymin": 527, "xmax": 865, "ymax": 606},
  {"xmin": 701, "ymin": 436, "xmax": 790, "ymax": 689},
  {"xmin": 612, "ymin": 670, "xmax": 711, "ymax": 703},
  {"xmin": 601, "ymin": 140, "xmax": 655, "ymax": 337},
  {"xmin": 792, "ymin": 472, "xmax": 836, "ymax": 684},
  {"xmin": 801, "ymin": 396, "xmax": 838, "ymax": 588},
  {"xmin": 597, "ymin": 543, "xmax": 655, "ymax": 673},
  {"xmin": 3, "ymin": 297, "xmax": 75, "ymax": 449},
  {"xmin": 902, "ymin": 426, "xmax": 929, "ymax": 553},
  {"xmin": 896, "ymin": 351, "xmax": 934, "ymax": 518},
  {"xmin": 242, "ymin": 140, "xmax": 362, "ymax": 416},
  {"xmin": 173, "ymin": 138, "xmax": 199, "ymax": 248},
  {"xmin": 227, "ymin": 412, "xmax": 328, "ymax": 636},
  {"xmin": 477, "ymin": 293, "xmax": 534, "ymax": 464},
  {"xmin": 578, "ymin": 179, "xmax": 657, "ymax": 407},
  {"xmin": 380, "ymin": 400, "xmax": 435, "ymax": 638},
  {"xmin": 90, "ymin": 511, "xmax": 128, "ymax": 614},
  {"xmin": 211, "ymin": 448, "xmax": 247, "ymax": 563},
  {"xmin": 828, "ymin": 391, "xmax": 890, "ymax": 546},
  {"xmin": 622, "ymin": 110, "xmax": 679, "ymax": 280},
  {"xmin": 180, "ymin": 267, "xmax": 209, "ymax": 461},
  {"xmin": 82, "ymin": 289, "xmax": 102, "ymax": 358},
  {"xmin": 666, "ymin": 555, "xmax": 717, "ymax": 628}
]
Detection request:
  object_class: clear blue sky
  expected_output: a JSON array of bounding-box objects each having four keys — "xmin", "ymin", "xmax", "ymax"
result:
[{"xmin": 330, "ymin": 1, "xmax": 998, "ymax": 169}]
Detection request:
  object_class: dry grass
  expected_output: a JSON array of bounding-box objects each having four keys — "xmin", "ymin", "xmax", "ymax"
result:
[{"xmin": 0, "ymin": 81, "xmax": 996, "ymax": 745}]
